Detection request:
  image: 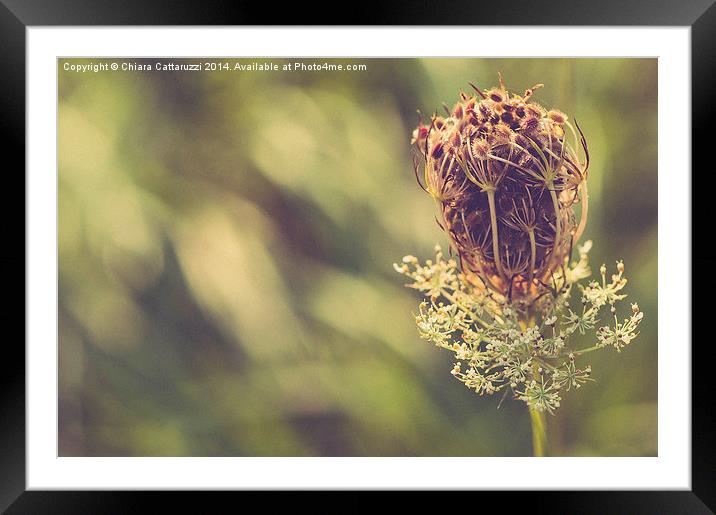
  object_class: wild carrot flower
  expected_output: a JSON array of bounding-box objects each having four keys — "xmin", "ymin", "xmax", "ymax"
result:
[{"xmin": 397, "ymin": 75, "xmax": 644, "ymax": 454}]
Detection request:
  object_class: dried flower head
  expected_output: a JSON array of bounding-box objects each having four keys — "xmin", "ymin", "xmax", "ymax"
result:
[{"xmin": 412, "ymin": 74, "xmax": 590, "ymax": 306}]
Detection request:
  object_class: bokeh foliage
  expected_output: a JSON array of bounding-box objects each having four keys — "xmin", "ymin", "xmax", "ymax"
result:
[{"xmin": 58, "ymin": 58, "xmax": 657, "ymax": 456}]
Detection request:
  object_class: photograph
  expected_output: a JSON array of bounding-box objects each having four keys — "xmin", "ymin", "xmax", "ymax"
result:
[{"xmin": 57, "ymin": 57, "xmax": 657, "ymax": 458}]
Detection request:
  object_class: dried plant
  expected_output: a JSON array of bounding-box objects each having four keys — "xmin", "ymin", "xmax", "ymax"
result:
[{"xmin": 396, "ymin": 75, "xmax": 644, "ymax": 456}]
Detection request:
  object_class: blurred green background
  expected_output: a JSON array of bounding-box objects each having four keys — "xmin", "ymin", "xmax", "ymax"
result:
[{"xmin": 58, "ymin": 58, "xmax": 657, "ymax": 457}]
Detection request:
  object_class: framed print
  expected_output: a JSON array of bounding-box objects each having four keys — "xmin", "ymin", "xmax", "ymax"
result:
[{"xmin": 3, "ymin": 0, "xmax": 715, "ymax": 511}]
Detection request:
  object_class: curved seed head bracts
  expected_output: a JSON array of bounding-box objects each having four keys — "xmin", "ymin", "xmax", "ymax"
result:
[{"xmin": 412, "ymin": 75, "xmax": 590, "ymax": 305}]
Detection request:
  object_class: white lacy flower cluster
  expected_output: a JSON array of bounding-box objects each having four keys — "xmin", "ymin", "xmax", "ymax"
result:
[{"xmin": 394, "ymin": 241, "xmax": 643, "ymax": 414}]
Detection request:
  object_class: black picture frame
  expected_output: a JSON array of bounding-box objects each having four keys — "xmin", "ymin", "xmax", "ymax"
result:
[{"xmin": 3, "ymin": 0, "xmax": 714, "ymax": 511}]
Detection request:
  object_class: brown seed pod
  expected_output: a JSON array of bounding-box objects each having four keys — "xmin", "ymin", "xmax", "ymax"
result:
[{"xmin": 413, "ymin": 75, "xmax": 590, "ymax": 304}]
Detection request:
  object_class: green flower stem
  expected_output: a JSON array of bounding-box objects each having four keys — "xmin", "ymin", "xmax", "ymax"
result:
[
  {"xmin": 528, "ymin": 228, "xmax": 537, "ymax": 285},
  {"xmin": 529, "ymin": 354, "xmax": 548, "ymax": 457},
  {"xmin": 486, "ymin": 190, "xmax": 506, "ymax": 279},
  {"xmin": 574, "ymin": 344, "xmax": 602, "ymax": 355},
  {"xmin": 438, "ymin": 288, "xmax": 492, "ymax": 330},
  {"xmin": 549, "ymin": 185, "xmax": 562, "ymax": 257},
  {"xmin": 439, "ymin": 286, "xmax": 506, "ymax": 329},
  {"xmin": 573, "ymin": 181, "xmax": 589, "ymax": 246},
  {"xmin": 529, "ymin": 406, "xmax": 547, "ymax": 457}
]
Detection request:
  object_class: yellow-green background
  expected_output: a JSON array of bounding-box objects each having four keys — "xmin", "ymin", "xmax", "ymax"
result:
[{"xmin": 58, "ymin": 58, "xmax": 657, "ymax": 456}]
